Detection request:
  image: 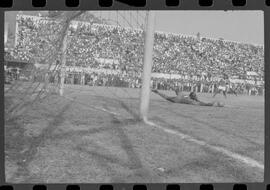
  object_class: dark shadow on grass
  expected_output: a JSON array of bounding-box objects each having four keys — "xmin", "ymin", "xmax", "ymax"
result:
[
  {"xmin": 51, "ymin": 126, "xmax": 112, "ymax": 140},
  {"xmin": 167, "ymin": 151, "xmax": 256, "ymax": 182},
  {"xmin": 118, "ymin": 101, "xmax": 140, "ymax": 120},
  {"xmin": 102, "ymin": 98, "xmax": 145, "ymax": 170},
  {"xmin": 152, "ymin": 115, "xmax": 263, "ymax": 153},
  {"xmin": 6, "ymin": 88, "xmax": 155, "ymax": 183},
  {"xmin": 72, "ymin": 104, "xmax": 155, "ymax": 182},
  {"xmin": 8, "ymin": 102, "xmax": 73, "ymax": 182},
  {"xmin": 74, "ymin": 143, "xmax": 130, "ymax": 183},
  {"xmin": 101, "ymin": 95, "xmax": 140, "ymax": 120},
  {"xmin": 111, "ymin": 115, "xmax": 143, "ymax": 170},
  {"xmin": 151, "ymin": 103, "xmax": 263, "ymax": 148},
  {"xmin": 151, "ymin": 116, "xmax": 262, "ymax": 182}
]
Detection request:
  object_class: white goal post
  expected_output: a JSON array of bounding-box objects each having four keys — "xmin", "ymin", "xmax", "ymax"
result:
[
  {"xmin": 59, "ymin": 30, "xmax": 68, "ymax": 96},
  {"xmin": 58, "ymin": 11, "xmax": 156, "ymax": 123},
  {"xmin": 139, "ymin": 11, "xmax": 156, "ymax": 122}
]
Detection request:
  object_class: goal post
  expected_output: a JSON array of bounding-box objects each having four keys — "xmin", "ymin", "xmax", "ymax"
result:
[
  {"xmin": 59, "ymin": 30, "xmax": 68, "ymax": 96},
  {"xmin": 4, "ymin": 23, "xmax": 8, "ymax": 45},
  {"xmin": 139, "ymin": 11, "xmax": 156, "ymax": 122}
]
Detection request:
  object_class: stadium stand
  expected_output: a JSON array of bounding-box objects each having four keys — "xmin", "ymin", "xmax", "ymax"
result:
[{"xmin": 5, "ymin": 14, "xmax": 264, "ymax": 95}]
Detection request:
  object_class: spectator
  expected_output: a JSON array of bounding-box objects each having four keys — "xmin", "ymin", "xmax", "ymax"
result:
[{"xmin": 9, "ymin": 14, "xmax": 264, "ymax": 95}]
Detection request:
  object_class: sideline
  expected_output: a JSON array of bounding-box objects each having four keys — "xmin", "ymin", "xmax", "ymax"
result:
[
  {"xmin": 63, "ymin": 95, "xmax": 122, "ymax": 116},
  {"xmin": 64, "ymin": 94, "xmax": 264, "ymax": 171},
  {"xmin": 145, "ymin": 120, "xmax": 264, "ymax": 171}
]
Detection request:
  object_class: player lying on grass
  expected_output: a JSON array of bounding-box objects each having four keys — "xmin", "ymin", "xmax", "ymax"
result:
[{"xmin": 152, "ymin": 89, "xmax": 224, "ymax": 107}]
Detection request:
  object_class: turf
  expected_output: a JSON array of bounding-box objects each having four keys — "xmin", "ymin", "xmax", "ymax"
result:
[{"xmin": 5, "ymin": 84, "xmax": 264, "ymax": 183}]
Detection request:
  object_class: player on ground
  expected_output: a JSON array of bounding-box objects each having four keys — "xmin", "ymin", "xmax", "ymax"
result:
[{"xmin": 152, "ymin": 89, "xmax": 224, "ymax": 107}]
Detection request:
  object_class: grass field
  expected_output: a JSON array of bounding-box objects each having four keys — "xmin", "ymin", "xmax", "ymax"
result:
[{"xmin": 5, "ymin": 84, "xmax": 264, "ymax": 183}]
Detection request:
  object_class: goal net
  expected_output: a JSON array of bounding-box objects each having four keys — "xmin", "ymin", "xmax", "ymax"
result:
[{"xmin": 5, "ymin": 11, "xmax": 152, "ymax": 122}]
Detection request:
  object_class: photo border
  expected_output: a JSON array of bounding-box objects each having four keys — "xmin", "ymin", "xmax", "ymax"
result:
[{"xmin": 0, "ymin": 0, "xmax": 269, "ymax": 189}]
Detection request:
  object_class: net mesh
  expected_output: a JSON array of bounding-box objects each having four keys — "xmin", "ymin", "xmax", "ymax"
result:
[{"xmin": 5, "ymin": 11, "xmax": 148, "ymax": 121}]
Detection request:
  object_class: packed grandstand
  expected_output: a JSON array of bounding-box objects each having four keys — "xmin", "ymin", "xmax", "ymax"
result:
[{"xmin": 4, "ymin": 14, "xmax": 265, "ymax": 95}]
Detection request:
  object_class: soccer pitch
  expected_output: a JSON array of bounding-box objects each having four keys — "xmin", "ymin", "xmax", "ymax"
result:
[{"xmin": 5, "ymin": 84, "xmax": 264, "ymax": 183}]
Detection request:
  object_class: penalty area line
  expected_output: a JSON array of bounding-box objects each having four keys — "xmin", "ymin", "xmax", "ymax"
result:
[
  {"xmin": 63, "ymin": 95, "xmax": 122, "ymax": 116},
  {"xmin": 145, "ymin": 120, "xmax": 264, "ymax": 171}
]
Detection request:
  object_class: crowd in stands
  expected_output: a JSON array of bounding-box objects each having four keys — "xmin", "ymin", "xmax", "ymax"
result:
[
  {"xmin": 5, "ymin": 14, "xmax": 265, "ymax": 95},
  {"xmin": 56, "ymin": 71, "xmax": 263, "ymax": 95}
]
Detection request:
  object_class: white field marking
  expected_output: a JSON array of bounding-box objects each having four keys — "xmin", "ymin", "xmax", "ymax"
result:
[
  {"xmin": 145, "ymin": 120, "xmax": 264, "ymax": 171},
  {"xmin": 64, "ymin": 95, "xmax": 121, "ymax": 116},
  {"xmin": 63, "ymin": 95, "xmax": 264, "ymax": 170}
]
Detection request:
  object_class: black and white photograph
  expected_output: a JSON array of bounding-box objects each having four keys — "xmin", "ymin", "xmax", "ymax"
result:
[{"xmin": 4, "ymin": 10, "xmax": 264, "ymax": 183}]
